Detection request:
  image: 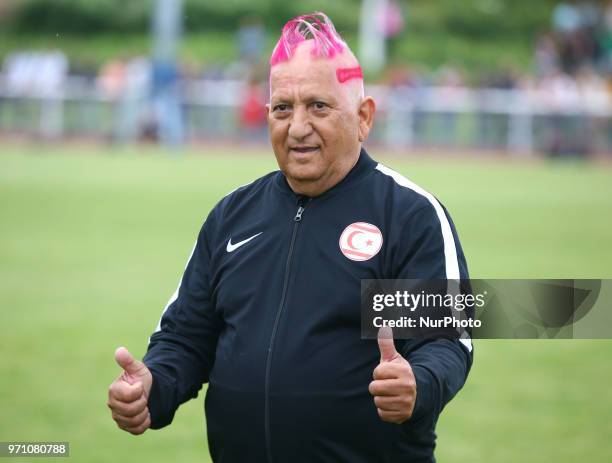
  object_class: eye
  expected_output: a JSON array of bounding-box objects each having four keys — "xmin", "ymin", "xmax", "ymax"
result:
[
  {"xmin": 273, "ymin": 104, "xmax": 291, "ymax": 113},
  {"xmin": 311, "ymin": 101, "xmax": 328, "ymax": 111}
]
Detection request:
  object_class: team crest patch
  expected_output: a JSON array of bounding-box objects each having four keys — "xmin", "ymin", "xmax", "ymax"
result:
[{"xmin": 339, "ymin": 222, "xmax": 383, "ymax": 261}]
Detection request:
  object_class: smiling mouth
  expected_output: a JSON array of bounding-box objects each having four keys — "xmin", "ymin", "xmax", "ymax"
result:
[{"xmin": 290, "ymin": 146, "xmax": 319, "ymax": 154}]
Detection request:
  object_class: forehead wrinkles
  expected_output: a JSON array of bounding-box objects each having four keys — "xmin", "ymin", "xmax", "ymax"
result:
[{"xmin": 270, "ymin": 59, "xmax": 345, "ymax": 102}]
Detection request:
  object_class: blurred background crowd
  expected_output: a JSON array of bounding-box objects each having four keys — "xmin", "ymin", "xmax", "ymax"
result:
[{"xmin": 0, "ymin": 0, "xmax": 610, "ymax": 156}]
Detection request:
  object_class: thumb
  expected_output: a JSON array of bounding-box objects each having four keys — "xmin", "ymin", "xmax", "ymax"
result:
[
  {"xmin": 115, "ymin": 346, "xmax": 148, "ymax": 378},
  {"xmin": 377, "ymin": 327, "xmax": 400, "ymax": 362}
]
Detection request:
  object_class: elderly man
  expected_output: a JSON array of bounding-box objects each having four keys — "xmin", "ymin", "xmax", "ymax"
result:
[{"xmin": 108, "ymin": 12, "xmax": 472, "ymax": 463}]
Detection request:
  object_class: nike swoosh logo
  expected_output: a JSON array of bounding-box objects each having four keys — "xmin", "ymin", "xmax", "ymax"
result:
[{"xmin": 226, "ymin": 232, "xmax": 263, "ymax": 253}]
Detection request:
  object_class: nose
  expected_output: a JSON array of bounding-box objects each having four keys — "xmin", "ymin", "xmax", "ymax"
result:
[{"xmin": 287, "ymin": 106, "xmax": 313, "ymax": 140}]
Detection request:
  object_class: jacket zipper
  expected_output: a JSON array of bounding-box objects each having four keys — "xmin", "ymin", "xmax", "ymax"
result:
[{"xmin": 264, "ymin": 198, "xmax": 307, "ymax": 463}]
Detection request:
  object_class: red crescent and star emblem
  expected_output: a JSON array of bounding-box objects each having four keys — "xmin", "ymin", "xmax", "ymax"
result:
[{"xmin": 339, "ymin": 222, "xmax": 383, "ymax": 261}]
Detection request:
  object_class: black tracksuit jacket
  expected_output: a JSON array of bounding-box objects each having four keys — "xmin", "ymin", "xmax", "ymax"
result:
[{"xmin": 143, "ymin": 149, "xmax": 473, "ymax": 463}]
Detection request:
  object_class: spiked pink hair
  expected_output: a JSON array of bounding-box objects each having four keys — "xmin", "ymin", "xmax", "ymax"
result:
[{"xmin": 270, "ymin": 12, "xmax": 348, "ymax": 66}]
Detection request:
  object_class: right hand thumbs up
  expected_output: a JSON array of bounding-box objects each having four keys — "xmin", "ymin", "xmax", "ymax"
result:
[
  {"xmin": 368, "ymin": 328, "xmax": 416, "ymax": 424},
  {"xmin": 115, "ymin": 347, "xmax": 152, "ymax": 387},
  {"xmin": 107, "ymin": 347, "xmax": 153, "ymax": 435}
]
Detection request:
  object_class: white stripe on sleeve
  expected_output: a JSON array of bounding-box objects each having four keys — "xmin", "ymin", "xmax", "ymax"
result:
[
  {"xmin": 375, "ymin": 164, "xmax": 472, "ymax": 352},
  {"xmin": 375, "ymin": 164, "xmax": 459, "ymax": 279},
  {"xmin": 153, "ymin": 241, "xmax": 198, "ymax": 334}
]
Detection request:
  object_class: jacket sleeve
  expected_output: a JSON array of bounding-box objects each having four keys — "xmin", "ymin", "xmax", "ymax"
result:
[
  {"xmin": 143, "ymin": 213, "xmax": 223, "ymax": 429},
  {"xmin": 393, "ymin": 202, "xmax": 473, "ymax": 432}
]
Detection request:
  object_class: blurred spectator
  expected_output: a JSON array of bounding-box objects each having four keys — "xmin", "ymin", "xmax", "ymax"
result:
[
  {"xmin": 553, "ymin": 2, "xmax": 582, "ymax": 35},
  {"xmin": 576, "ymin": 66, "xmax": 610, "ymax": 110},
  {"xmin": 4, "ymin": 50, "xmax": 67, "ymax": 98},
  {"xmin": 552, "ymin": 1, "xmax": 606, "ymax": 74},
  {"xmin": 538, "ymin": 69, "xmax": 587, "ymax": 156},
  {"xmin": 97, "ymin": 57, "xmax": 152, "ymax": 143},
  {"xmin": 119, "ymin": 57, "xmax": 151, "ymax": 143},
  {"xmin": 534, "ymin": 33, "xmax": 560, "ymax": 78},
  {"xmin": 98, "ymin": 59, "xmax": 126, "ymax": 100},
  {"xmin": 383, "ymin": 74, "xmax": 414, "ymax": 148},
  {"xmin": 152, "ymin": 60, "xmax": 184, "ymax": 146},
  {"xmin": 239, "ymin": 80, "xmax": 267, "ymax": 142},
  {"xmin": 4, "ymin": 49, "xmax": 67, "ymax": 139}
]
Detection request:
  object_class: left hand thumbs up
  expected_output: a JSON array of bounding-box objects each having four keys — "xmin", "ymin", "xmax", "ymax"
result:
[{"xmin": 368, "ymin": 327, "xmax": 417, "ymax": 424}]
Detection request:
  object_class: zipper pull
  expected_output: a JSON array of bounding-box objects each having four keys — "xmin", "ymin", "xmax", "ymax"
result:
[{"xmin": 294, "ymin": 205, "xmax": 305, "ymax": 222}]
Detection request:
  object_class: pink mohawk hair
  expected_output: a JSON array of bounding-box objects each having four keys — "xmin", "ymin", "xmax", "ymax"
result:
[{"xmin": 270, "ymin": 12, "xmax": 348, "ymax": 66}]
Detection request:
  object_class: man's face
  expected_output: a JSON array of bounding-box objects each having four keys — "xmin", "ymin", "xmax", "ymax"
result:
[{"xmin": 268, "ymin": 44, "xmax": 364, "ymax": 196}]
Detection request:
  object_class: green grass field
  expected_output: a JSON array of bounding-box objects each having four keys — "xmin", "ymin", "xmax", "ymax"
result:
[{"xmin": 1, "ymin": 143, "xmax": 612, "ymax": 462}]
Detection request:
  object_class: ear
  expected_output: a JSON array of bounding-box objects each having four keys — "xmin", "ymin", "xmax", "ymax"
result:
[
  {"xmin": 266, "ymin": 103, "xmax": 271, "ymax": 118},
  {"xmin": 357, "ymin": 97, "xmax": 376, "ymax": 142}
]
